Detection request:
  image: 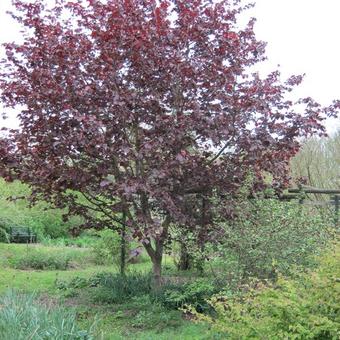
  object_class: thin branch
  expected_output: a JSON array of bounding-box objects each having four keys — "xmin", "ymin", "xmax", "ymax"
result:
[
  {"xmin": 80, "ymin": 191, "xmax": 125, "ymax": 226},
  {"xmin": 207, "ymin": 142, "xmax": 229, "ymax": 165}
]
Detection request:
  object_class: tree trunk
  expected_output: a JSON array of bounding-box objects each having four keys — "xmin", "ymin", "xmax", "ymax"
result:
[
  {"xmin": 120, "ymin": 212, "xmax": 126, "ymax": 276},
  {"xmin": 142, "ymin": 215, "xmax": 170, "ymax": 289},
  {"xmin": 196, "ymin": 196, "xmax": 207, "ymax": 275},
  {"xmin": 177, "ymin": 242, "xmax": 192, "ymax": 271},
  {"xmin": 152, "ymin": 254, "xmax": 162, "ymax": 288},
  {"xmin": 143, "ymin": 239, "xmax": 164, "ymax": 289}
]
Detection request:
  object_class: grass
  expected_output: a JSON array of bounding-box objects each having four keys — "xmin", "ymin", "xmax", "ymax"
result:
[
  {"xmin": 0, "ymin": 290, "xmax": 95, "ymax": 340},
  {"xmin": 73, "ymin": 296, "xmax": 212, "ymax": 339},
  {"xmin": 0, "ymin": 242, "xmax": 216, "ymax": 338},
  {"xmin": 91, "ymin": 315, "xmax": 213, "ymax": 339},
  {"xmin": 0, "ymin": 266, "xmax": 113, "ymax": 294},
  {"xmin": 2, "ymin": 240, "xmax": 338, "ymax": 339},
  {"xmin": 0, "ymin": 243, "xmax": 94, "ymax": 267},
  {"xmin": 0, "ymin": 243, "xmax": 152, "ymax": 294}
]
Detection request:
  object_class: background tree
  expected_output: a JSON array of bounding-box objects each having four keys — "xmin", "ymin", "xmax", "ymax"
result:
[
  {"xmin": 0, "ymin": 0, "xmax": 338, "ymax": 285},
  {"xmin": 290, "ymin": 130, "xmax": 340, "ymax": 195}
]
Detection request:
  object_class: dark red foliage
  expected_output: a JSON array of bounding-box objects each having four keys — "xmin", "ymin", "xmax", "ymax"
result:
[{"xmin": 0, "ymin": 0, "xmax": 338, "ymax": 279}]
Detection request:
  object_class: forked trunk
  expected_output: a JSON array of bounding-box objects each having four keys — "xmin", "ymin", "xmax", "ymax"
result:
[
  {"xmin": 142, "ymin": 216, "xmax": 169, "ymax": 289},
  {"xmin": 143, "ymin": 239, "xmax": 164, "ymax": 289}
]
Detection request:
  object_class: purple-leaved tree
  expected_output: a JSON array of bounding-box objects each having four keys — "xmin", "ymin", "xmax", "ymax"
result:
[{"xmin": 0, "ymin": 0, "xmax": 338, "ymax": 285}]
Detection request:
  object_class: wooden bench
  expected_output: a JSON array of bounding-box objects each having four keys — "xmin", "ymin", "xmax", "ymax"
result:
[{"xmin": 9, "ymin": 227, "xmax": 37, "ymax": 243}]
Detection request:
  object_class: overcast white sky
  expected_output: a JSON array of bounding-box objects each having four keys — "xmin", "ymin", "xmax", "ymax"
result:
[{"xmin": 0, "ymin": 0, "xmax": 339, "ymax": 133}]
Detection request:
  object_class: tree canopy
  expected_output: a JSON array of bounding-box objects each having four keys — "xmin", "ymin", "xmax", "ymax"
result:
[
  {"xmin": 0, "ymin": 0, "xmax": 338, "ymax": 283},
  {"xmin": 291, "ymin": 130, "xmax": 340, "ymax": 192}
]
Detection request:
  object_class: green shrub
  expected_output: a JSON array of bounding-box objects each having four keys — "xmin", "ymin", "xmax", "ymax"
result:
[
  {"xmin": 217, "ymin": 199, "xmax": 332, "ymax": 279},
  {"xmin": 55, "ymin": 276, "xmax": 91, "ymax": 297},
  {"xmin": 0, "ymin": 290, "xmax": 95, "ymax": 340},
  {"xmin": 171, "ymin": 232, "xmax": 207, "ymax": 273},
  {"xmin": 58, "ymin": 272, "xmax": 221, "ymax": 312},
  {"xmin": 68, "ymin": 268, "xmax": 224, "ymax": 310},
  {"xmin": 190, "ymin": 242, "xmax": 340, "ymax": 339},
  {"xmin": 152, "ymin": 278, "xmax": 221, "ymax": 312}
]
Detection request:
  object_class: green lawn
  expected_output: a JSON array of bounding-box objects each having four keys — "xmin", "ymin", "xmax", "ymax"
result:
[
  {"xmin": 0, "ymin": 266, "xmax": 114, "ymax": 294},
  {"xmin": 0, "ymin": 243, "xmax": 114, "ymax": 294}
]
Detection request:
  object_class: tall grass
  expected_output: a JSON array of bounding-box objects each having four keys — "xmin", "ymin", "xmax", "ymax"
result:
[
  {"xmin": 0, "ymin": 243, "xmax": 95, "ymax": 270},
  {"xmin": 0, "ymin": 290, "xmax": 95, "ymax": 339}
]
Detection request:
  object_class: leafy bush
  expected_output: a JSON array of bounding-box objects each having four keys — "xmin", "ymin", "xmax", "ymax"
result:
[
  {"xmin": 152, "ymin": 278, "xmax": 222, "ymax": 312},
  {"xmin": 0, "ymin": 290, "xmax": 95, "ymax": 340},
  {"xmin": 171, "ymin": 232, "xmax": 206, "ymax": 273},
  {"xmin": 218, "ymin": 198, "xmax": 332, "ymax": 279},
  {"xmin": 58, "ymin": 276, "xmax": 90, "ymax": 290},
  {"xmin": 190, "ymin": 242, "xmax": 340, "ymax": 339}
]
